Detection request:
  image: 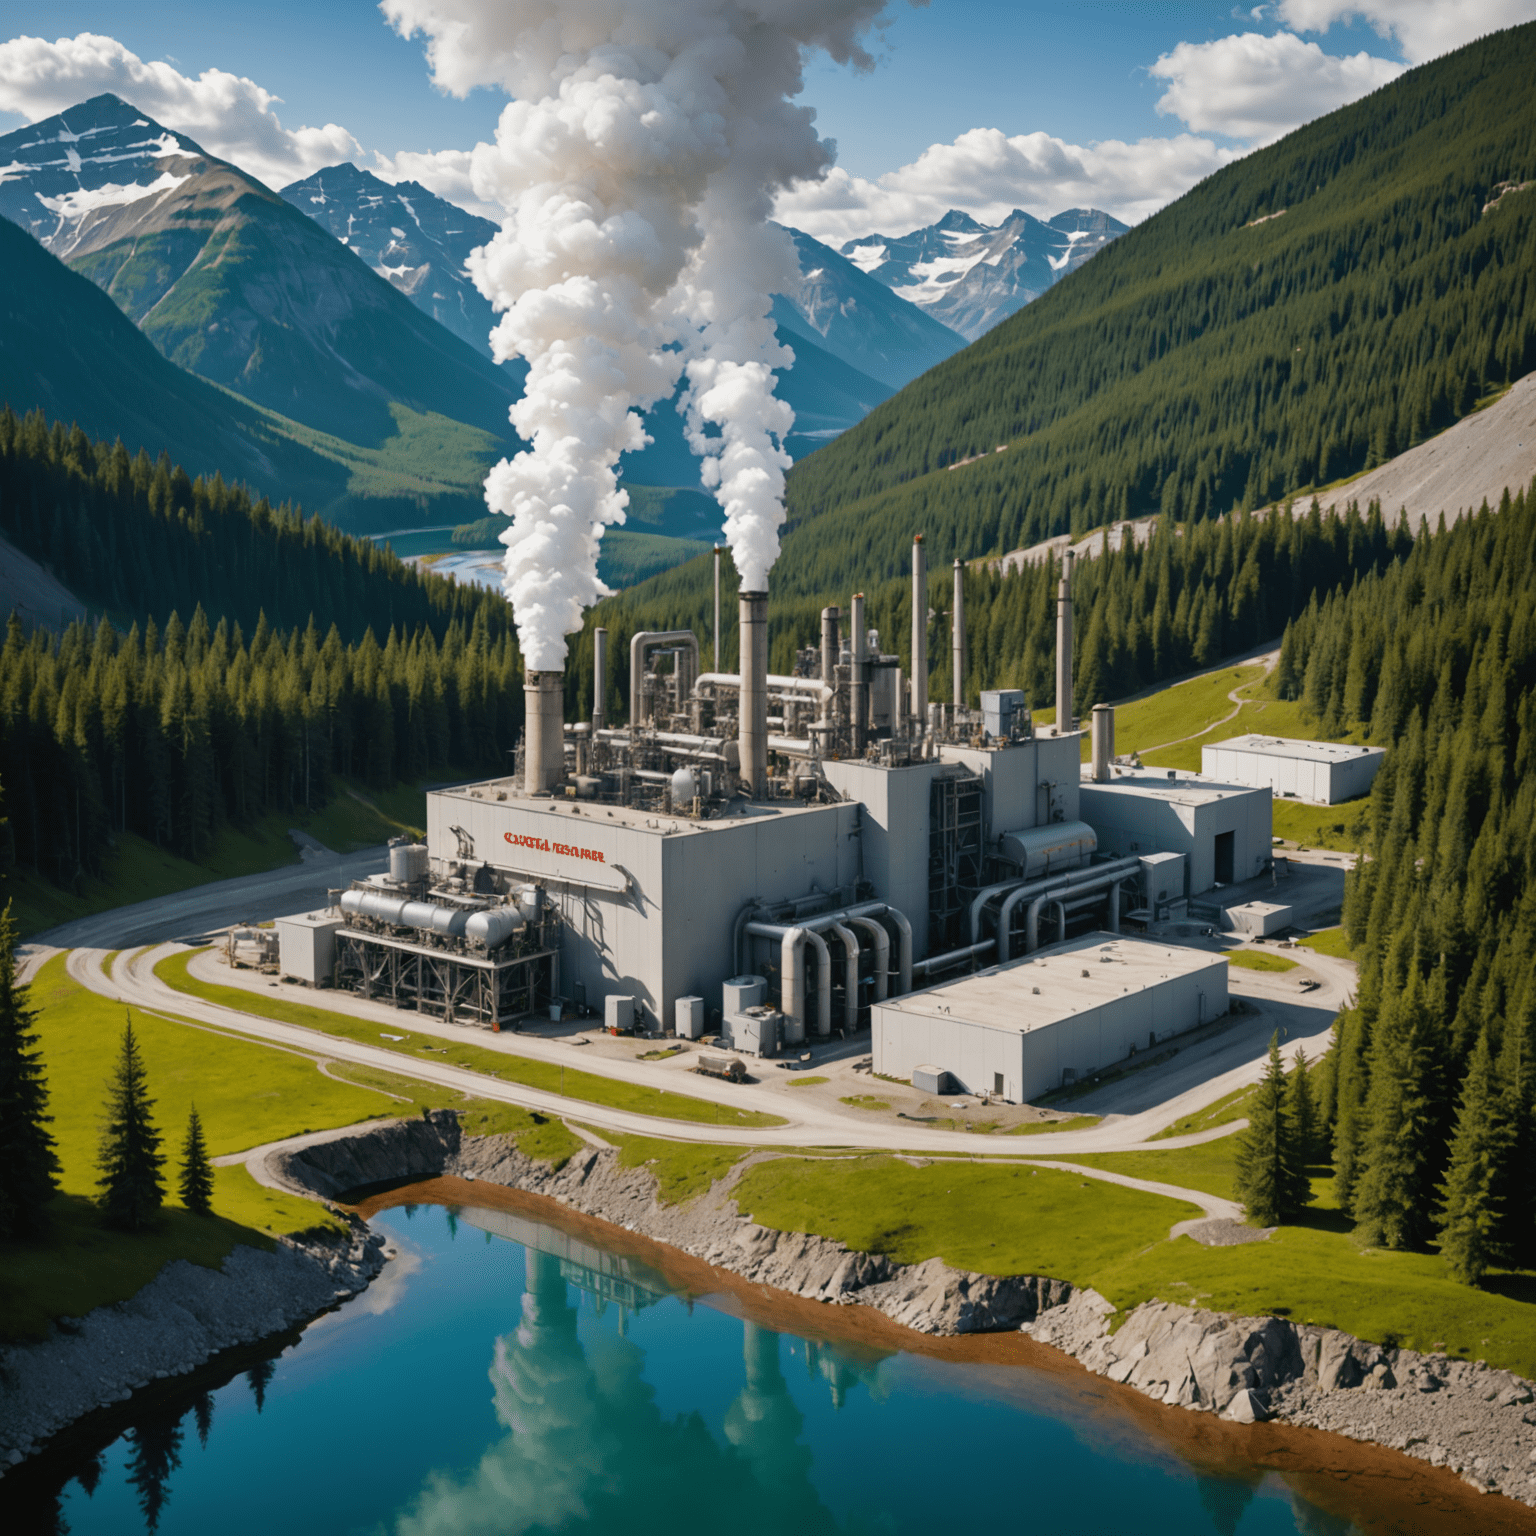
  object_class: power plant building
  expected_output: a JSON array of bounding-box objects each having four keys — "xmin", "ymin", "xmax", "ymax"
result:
[
  {"xmin": 872, "ymin": 933, "xmax": 1229, "ymax": 1101},
  {"xmin": 1201, "ymin": 734, "xmax": 1385, "ymax": 805}
]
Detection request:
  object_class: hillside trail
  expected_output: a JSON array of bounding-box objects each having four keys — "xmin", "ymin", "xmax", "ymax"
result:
[{"xmin": 1134, "ymin": 648, "xmax": 1280, "ymax": 757}]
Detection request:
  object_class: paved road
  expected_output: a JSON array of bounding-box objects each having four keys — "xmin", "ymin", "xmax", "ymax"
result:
[{"xmin": 30, "ymin": 843, "xmax": 388, "ymax": 949}]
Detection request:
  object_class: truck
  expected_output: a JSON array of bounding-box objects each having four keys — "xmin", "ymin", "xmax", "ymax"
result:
[{"xmin": 695, "ymin": 1053, "xmax": 747, "ymax": 1083}]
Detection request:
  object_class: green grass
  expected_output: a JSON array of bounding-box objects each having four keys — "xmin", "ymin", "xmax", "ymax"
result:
[
  {"xmin": 1149, "ymin": 1084, "xmax": 1255, "ymax": 1141},
  {"xmin": 1299, "ymin": 926, "xmax": 1353, "ymax": 958},
  {"xmin": 1270, "ymin": 798, "xmax": 1370, "ymax": 853},
  {"xmin": 155, "ymin": 950, "xmax": 786, "ymax": 1130},
  {"xmin": 1097, "ymin": 664, "xmax": 1266, "ymax": 761},
  {"xmin": 1059, "ymin": 1141, "xmax": 1243, "ymax": 1202},
  {"xmin": 786, "ymin": 1075, "xmax": 829, "ymax": 1087},
  {"xmin": 839, "ymin": 1094, "xmax": 891, "ymax": 1111},
  {"xmin": 638, "ymin": 1045, "xmax": 685, "ymax": 1061},
  {"xmin": 1226, "ymin": 949, "xmax": 1300, "ymax": 973},
  {"xmin": 606, "ymin": 1132, "xmax": 749, "ymax": 1204},
  {"xmin": 1004, "ymin": 1114, "xmax": 1103, "ymax": 1135},
  {"xmin": 734, "ymin": 1154, "xmax": 1200, "ymax": 1277}
]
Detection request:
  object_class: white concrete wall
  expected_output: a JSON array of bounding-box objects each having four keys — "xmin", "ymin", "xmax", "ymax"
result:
[
  {"xmin": 1081, "ymin": 781, "xmax": 1271, "ymax": 895},
  {"xmin": 1201, "ymin": 743, "xmax": 1384, "ymax": 806}
]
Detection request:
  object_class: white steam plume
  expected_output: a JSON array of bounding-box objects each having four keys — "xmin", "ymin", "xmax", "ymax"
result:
[{"xmin": 383, "ymin": 0, "xmax": 897, "ymax": 667}]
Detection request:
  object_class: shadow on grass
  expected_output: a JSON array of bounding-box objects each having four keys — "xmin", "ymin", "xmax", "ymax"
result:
[{"xmin": 0, "ymin": 1192, "xmax": 273, "ymax": 1344}]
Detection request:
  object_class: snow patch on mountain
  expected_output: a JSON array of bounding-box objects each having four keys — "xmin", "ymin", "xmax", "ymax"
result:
[{"xmin": 36, "ymin": 170, "xmax": 189, "ymax": 220}]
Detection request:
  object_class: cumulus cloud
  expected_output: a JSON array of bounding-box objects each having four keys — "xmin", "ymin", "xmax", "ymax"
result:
[
  {"xmin": 775, "ymin": 126, "xmax": 1237, "ymax": 244},
  {"xmin": 0, "ymin": 32, "xmax": 363, "ymax": 188},
  {"xmin": 1149, "ymin": 30, "xmax": 1403, "ymax": 142},
  {"xmin": 1276, "ymin": 0, "xmax": 1536, "ymax": 64},
  {"xmin": 368, "ymin": 146, "xmax": 502, "ymax": 219}
]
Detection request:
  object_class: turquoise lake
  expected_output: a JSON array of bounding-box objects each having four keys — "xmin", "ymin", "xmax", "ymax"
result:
[{"xmin": 16, "ymin": 1202, "xmax": 1391, "ymax": 1534}]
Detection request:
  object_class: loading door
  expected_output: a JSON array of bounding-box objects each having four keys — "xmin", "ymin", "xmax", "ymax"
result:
[{"xmin": 1214, "ymin": 830, "xmax": 1235, "ymax": 885}]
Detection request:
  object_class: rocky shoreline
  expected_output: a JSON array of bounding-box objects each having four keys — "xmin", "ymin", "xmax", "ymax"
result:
[{"xmin": 7, "ymin": 1109, "xmax": 1536, "ymax": 1510}]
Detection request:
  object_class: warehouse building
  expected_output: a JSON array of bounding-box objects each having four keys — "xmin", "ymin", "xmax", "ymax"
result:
[
  {"xmin": 872, "ymin": 932, "xmax": 1229, "ymax": 1101},
  {"xmin": 1201, "ymin": 734, "xmax": 1384, "ymax": 805}
]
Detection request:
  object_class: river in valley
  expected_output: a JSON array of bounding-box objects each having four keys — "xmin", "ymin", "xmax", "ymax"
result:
[{"xmin": 8, "ymin": 1196, "xmax": 1507, "ymax": 1535}]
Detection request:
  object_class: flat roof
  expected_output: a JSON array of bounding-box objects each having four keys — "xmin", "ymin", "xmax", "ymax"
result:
[
  {"xmin": 1209, "ymin": 734, "xmax": 1385, "ymax": 764},
  {"xmin": 1079, "ymin": 773, "xmax": 1268, "ymax": 807},
  {"xmin": 429, "ymin": 778, "xmax": 840, "ymax": 835},
  {"xmin": 880, "ymin": 932, "xmax": 1226, "ymax": 1034}
]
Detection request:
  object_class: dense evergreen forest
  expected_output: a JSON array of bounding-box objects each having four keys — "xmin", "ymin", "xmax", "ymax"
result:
[
  {"xmin": 741, "ymin": 23, "xmax": 1536, "ymax": 595},
  {"xmin": 1282, "ymin": 479, "xmax": 1536, "ymax": 1281},
  {"xmin": 0, "ymin": 409, "xmax": 513, "ymax": 646}
]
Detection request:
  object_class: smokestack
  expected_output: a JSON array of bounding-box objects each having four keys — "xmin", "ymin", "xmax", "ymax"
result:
[
  {"xmin": 1091, "ymin": 704, "xmax": 1114, "ymax": 782},
  {"xmin": 911, "ymin": 534, "xmax": 927, "ymax": 730},
  {"xmin": 591, "ymin": 627, "xmax": 607, "ymax": 731},
  {"xmin": 820, "ymin": 606, "xmax": 840, "ymax": 721},
  {"xmin": 1055, "ymin": 549, "xmax": 1074, "ymax": 735},
  {"xmin": 739, "ymin": 590, "xmax": 769, "ymax": 797},
  {"xmin": 850, "ymin": 591, "xmax": 868, "ymax": 752},
  {"xmin": 952, "ymin": 558, "xmax": 965, "ymax": 710},
  {"xmin": 713, "ymin": 545, "xmax": 724, "ymax": 672},
  {"xmin": 524, "ymin": 669, "xmax": 565, "ymax": 794}
]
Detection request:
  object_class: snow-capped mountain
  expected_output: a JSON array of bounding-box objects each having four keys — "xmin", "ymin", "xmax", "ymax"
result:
[
  {"xmin": 842, "ymin": 208, "xmax": 1128, "ymax": 341},
  {"xmin": 280, "ymin": 163, "xmax": 500, "ymax": 361}
]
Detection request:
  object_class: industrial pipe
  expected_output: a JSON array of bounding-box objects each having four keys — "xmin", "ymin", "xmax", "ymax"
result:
[
  {"xmin": 1055, "ymin": 549, "xmax": 1074, "ymax": 734},
  {"xmin": 713, "ymin": 545, "xmax": 723, "ymax": 673},
  {"xmin": 829, "ymin": 920, "xmax": 860, "ymax": 1032},
  {"xmin": 911, "ymin": 535, "xmax": 927, "ymax": 729},
  {"xmin": 850, "ymin": 591, "xmax": 868, "ymax": 752},
  {"xmin": 846, "ymin": 914, "xmax": 889, "ymax": 1002},
  {"xmin": 592, "ymin": 627, "xmax": 607, "ymax": 731},
  {"xmin": 1091, "ymin": 703, "xmax": 1113, "ymax": 782},
  {"xmin": 995, "ymin": 856, "xmax": 1141, "ymax": 962},
  {"xmin": 739, "ymin": 590, "xmax": 769, "ymax": 798},
  {"xmin": 1020, "ymin": 862, "xmax": 1143, "ymax": 956},
  {"xmin": 912, "ymin": 938, "xmax": 995, "ymax": 977},
  {"xmin": 952, "ymin": 558, "xmax": 965, "ymax": 709},
  {"xmin": 693, "ymin": 671, "xmax": 833, "ymax": 704},
  {"xmin": 340, "ymin": 888, "xmax": 524, "ymax": 948},
  {"xmin": 736, "ymin": 898, "xmax": 912, "ymax": 999},
  {"xmin": 746, "ymin": 920, "xmax": 832, "ymax": 1040},
  {"xmin": 629, "ymin": 630, "xmax": 701, "ymax": 729},
  {"xmin": 524, "ymin": 669, "xmax": 565, "ymax": 794},
  {"xmin": 820, "ymin": 606, "xmax": 840, "ymax": 714},
  {"xmin": 966, "ymin": 857, "xmax": 1119, "ymax": 947}
]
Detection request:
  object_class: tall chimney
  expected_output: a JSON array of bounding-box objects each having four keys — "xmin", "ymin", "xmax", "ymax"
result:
[
  {"xmin": 739, "ymin": 590, "xmax": 769, "ymax": 797},
  {"xmin": 1091, "ymin": 703, "xmax": 1114, "ymax": 782},
  {"xmin": 524, "ymin": 668, "xmax": 565, "ymax": 794},
  {"xmin": 591, "ymin": 627, "xmax": 607, "ymax": 731},
  {"xmin": 951, "ymin": 558, "xmax": 965, "ymax": 710},
  {"xmin": 849, "ymin": 591, "xmax": 868, "ymax": 752},
  {"xmin": 820, "ymin": 606, "xmax": 840, "ymax": 727},
  {"xmin": 911, "ymin": 534, "xmax": 927, "ymax": 731},
  {"xmin": 713, "ymin": 545, "xmax": 723, "ymax": 672},
  {"xmin": 1055, "ymin": 549, "xmax": 1074, "ymax": 735}
]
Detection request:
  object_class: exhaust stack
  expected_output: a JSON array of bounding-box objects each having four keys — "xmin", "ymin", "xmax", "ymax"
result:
[
  {"xmin": 1055, "ymin": 549, "xmax": 1074, "ymax": 735},
  {"xmin": 713, "ymin": 545, "xmax": 723, "ymax": 672},
  {"xmin": 1091, "ymin": 703, "xmax": 1114, "ymax": 782},
  {"xmin": 952, "ymin": 558, "xmax": 965, "ymax": 711},
  {"xmin": 739, "ymin": 589, "xmax": 769, "ymax": 797},
  {"xmin": 524, "ymin": 669, "xmax": 565, "ymax": 794},
  {"xmin": 820, "ymin": 606, "xmax": 840, "ymax": 728},
  {"xmin": 850, "ymin": 591, "xmax": 868, "ymax": 752},
  {"xmin": 592, "ymin": 627, "xmax": 607, "ymax": 731},
  {"xmin": 911, "ymin": 534, "xmax": 927, "ymax": 730}
]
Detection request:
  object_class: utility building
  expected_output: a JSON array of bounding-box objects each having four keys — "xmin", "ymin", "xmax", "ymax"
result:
[
  {"xmin": 1201, "ymin": 734, "xmax": 1385, "ymax": 805},
  {"xmin": 872, "ymin": 932, "xmax": 1228, "ymax": 1101},
  {"xmin": 1078, "ymin": 773, "xmax": 1272, "ymax": 895}
]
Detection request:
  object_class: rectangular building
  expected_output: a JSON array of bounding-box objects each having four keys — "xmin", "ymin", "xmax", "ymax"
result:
[
  {"xmin": 872, "ymin": 932, "xmax": 1228, "ymax": 1102},
  {"xmin": 1079, "ymin": 773, "xmax": 1271, "ymax": 895},
  {"xmin": 1201, "ymin": 734, "xmax": 1384, "ymax": 805}
]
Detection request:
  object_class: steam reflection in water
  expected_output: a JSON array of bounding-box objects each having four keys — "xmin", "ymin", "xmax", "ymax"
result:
[{"xmin": 28, "ymin": 1203, "xmax": 1365, "ymax": 1536}]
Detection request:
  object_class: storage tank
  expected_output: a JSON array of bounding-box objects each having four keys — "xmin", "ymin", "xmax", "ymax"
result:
[
  {"xmin": 388, "ymin": 840, "xmax": 429, "ymax": 884},
  {"xmin": 723, "ymin": 975, "xmax": 767, "ymax": 1018},
  {"xmin": 998, "ymin": 820, "xmax": 1098, "ymax": 880}
]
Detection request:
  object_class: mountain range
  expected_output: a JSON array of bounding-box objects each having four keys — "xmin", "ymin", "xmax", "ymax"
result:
[{"xmin": 842, "ymin": 207, "xmax": 1128, "ymax": 341}]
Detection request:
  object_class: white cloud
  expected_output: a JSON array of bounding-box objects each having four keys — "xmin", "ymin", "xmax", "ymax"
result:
[
  {"xmin": 1149, "ymin": 30, "xmax": 1403, "ymax": 142},
  {"xmin": 775, "ymin": 126, "xmax": 1237, "ymax": 245},
  {"xmin": 368, "ymin": 146, "xmax": 503, "ymax": 220},
  {"xmin": 0, "ymin": 33, "xmax": 363, "ymax": 188},
  {"xmin": 1276, "ymin": 0, "xmax": 1536, "ymax": 64}
]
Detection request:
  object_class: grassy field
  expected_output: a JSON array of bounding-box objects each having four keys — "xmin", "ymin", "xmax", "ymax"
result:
[
  {"xmin": 9, "ymin": 780, "xmax": 430, "ymax": 939},
  {"xmin": 604, "ymin": 1132, "xmax": 749, "ymax": 1204},
  {"xmin": 1270, "ymin": 799, "xmax": 1371, "ymax": 853},
  {"xmin": 155, "ymin": 950, "xmax": 786, "ymax": 1130},
  {"xmin": 1299, "ymin": 926, "xmax": 1353, "ymax": 958},
  {"xmin": 1226, "ymin": 949, "xmax": 1299, "ymax": 973},
  {"xmin": 1149, "ymin": 1084, "xmax": 1255, "ymax": 1141},
  {"xmin": 1005, "ymin": 1114, "xmax": 1103, "ymax": 1136}
]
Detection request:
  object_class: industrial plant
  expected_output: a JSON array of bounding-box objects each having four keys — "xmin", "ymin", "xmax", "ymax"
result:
[{"xmin": 273, "ymin": 542, "xmax": 1305, "ymax": 1098}]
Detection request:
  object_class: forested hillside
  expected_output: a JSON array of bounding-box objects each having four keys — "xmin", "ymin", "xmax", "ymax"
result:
[
  {"xmin": 768, "ymin": 22, "xmax": 1536, "ymax": 594},
  {"xmin": 1283, "ymin": 479, "xmax": 1536, "ymax": 1280}
]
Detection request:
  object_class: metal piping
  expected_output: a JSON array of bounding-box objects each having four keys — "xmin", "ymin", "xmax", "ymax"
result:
[
  {"xmin": 339, "ymin": 888, "xmax": 524, "ymax": 948},
  {"xmin": 850, "ymin": 591, "xmax": 868, "ymax": 752},
  {"xmin": 713, "ymin": 545, "xmax": 723, "ymax": 673},
  {"xmin": 911, "ymin": 535, "xmax": 927, "ymax": 728},
  {"xmin": 1020, "ymin": 863, "xmax": 1141, "ymax": 956},
  {"xmin": 523, "ymin": 669, "xmax": 565, "ymax": 794},
  {"xmin": 591, "ymin": 627, "xmax": 607, "ymax": 731},
  {"xmin": 1056, "ymin": 549, "xmax": 1074, "ymax": 734},
  {"xmin": 820, "ymin": 607, "xmax": 840, "ymax": 721},
  {"xmin": 694, "ymin": 671, "xmax": 832, "ymax": 703},
  {"xmin": 1091, "ymin": 703, "xmax": 1113, "ymax": 782},
  {"xmin": 913, "ymin": 938, "xmax": 995, "ymax": 977},
  {"xmin": 952, "ymin": 559, "xmax": 965, "ymax": 708},
  {"xmin": 745, "ymin": 921, "xmax": 832, "ymax": 1039},
  {"xmin": 629, "ymin": 630, "xmax": 701, "ymax": 729},
  {"xmin": 736, "ymin": 898, "xmax": 913, "ymax": 1000},
  {"xmin": 846, "ymin": 914, "xmax": 889, "ymax": 1002},
  {"xmin": 739, "ymin": 590, "xmax": 769, "ymax": 799},
  {"xmin": 829, "ymin": 920, "xmax": 860, "ymax": 1032},
  {"xmin": 995, "ymin": 856, "xmax": 1141, "ymax": 962}
]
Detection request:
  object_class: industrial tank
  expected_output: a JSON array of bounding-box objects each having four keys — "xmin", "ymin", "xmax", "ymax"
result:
[{"xmin": 998, "ymin": 820, "xmax": 1098, "ymax": 880}]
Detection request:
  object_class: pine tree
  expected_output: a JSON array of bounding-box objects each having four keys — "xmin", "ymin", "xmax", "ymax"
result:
[
  {"xmin": 1436, "ymin": 1031, "xmax": 1510, "ymax": 1284},
  {"xmin": 178, "ymin": 1105, "xmax": 214, "ymax": 1217},
  {"xmin": 1286, "ymin": 1046, "xmax": 1318, "ymax": 1165},
  {"xmin": 1235, "ymin": 1035, "xmax": 1310, "ymax": 1225},
  {"xmin": 0, "ymin": 900, "xmax": 60, "ymax": 1237},
  {"xmin": 98, "ymin": 1015, "xmax": 164, "ymax": 1231}
]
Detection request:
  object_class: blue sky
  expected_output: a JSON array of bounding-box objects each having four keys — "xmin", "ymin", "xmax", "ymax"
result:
[{"xmin": 1, "ymin": 1, "xmax": 1530, "ymax": 239}]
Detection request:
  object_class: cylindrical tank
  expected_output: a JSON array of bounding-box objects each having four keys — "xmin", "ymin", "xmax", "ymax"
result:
[
  {"xmin": 910, "ymin": 535, "xmax": 927, "ymax": 730},
  {"xmin": 670, "ymin": 765, "xmax": 698, "ymax": 804},
  {"xmin": 849, "ymin": 591, "xmax": 868, "ymax": 751},
  {"xmin": 465, "ymin": 906, "xmax": 524, "ymax": 948},
  {"xmin": 388, "ymin": 839, "xmax": 429, "ymax": 884},
  {"xmin": 739, "ymin": 591, "xmax": 768, "ymax": 798},
  {"xmin": 516, "ymin": 885, "xmax": 544, "ymax": 921},
  {"xmin": 998, "ymin": 820, "xmax": 1098, "ymax": 880},
  {"xmin": 524, "ymin": 669, "xmax": 565, "ymax": 794},
  {"xmin": 723, "ymin": 974, "xmax": 767, "ymax": 1018},
  {"xmin": 1091, "ymin": 703, "xmax": 1114, "ymax": 782},
  {"xmin": 1055, "ymin": 549, "xmax": 1074, "ymax": 735}
]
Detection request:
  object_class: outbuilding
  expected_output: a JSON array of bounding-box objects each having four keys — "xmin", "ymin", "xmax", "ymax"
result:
[
  {"xmin": 872, "ymin": 932, "xmax": 1228, "ymax": 1102},
  {"xmin": 1201, "ymin": 734, "xmax": 1384, "ymax": 805}
]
